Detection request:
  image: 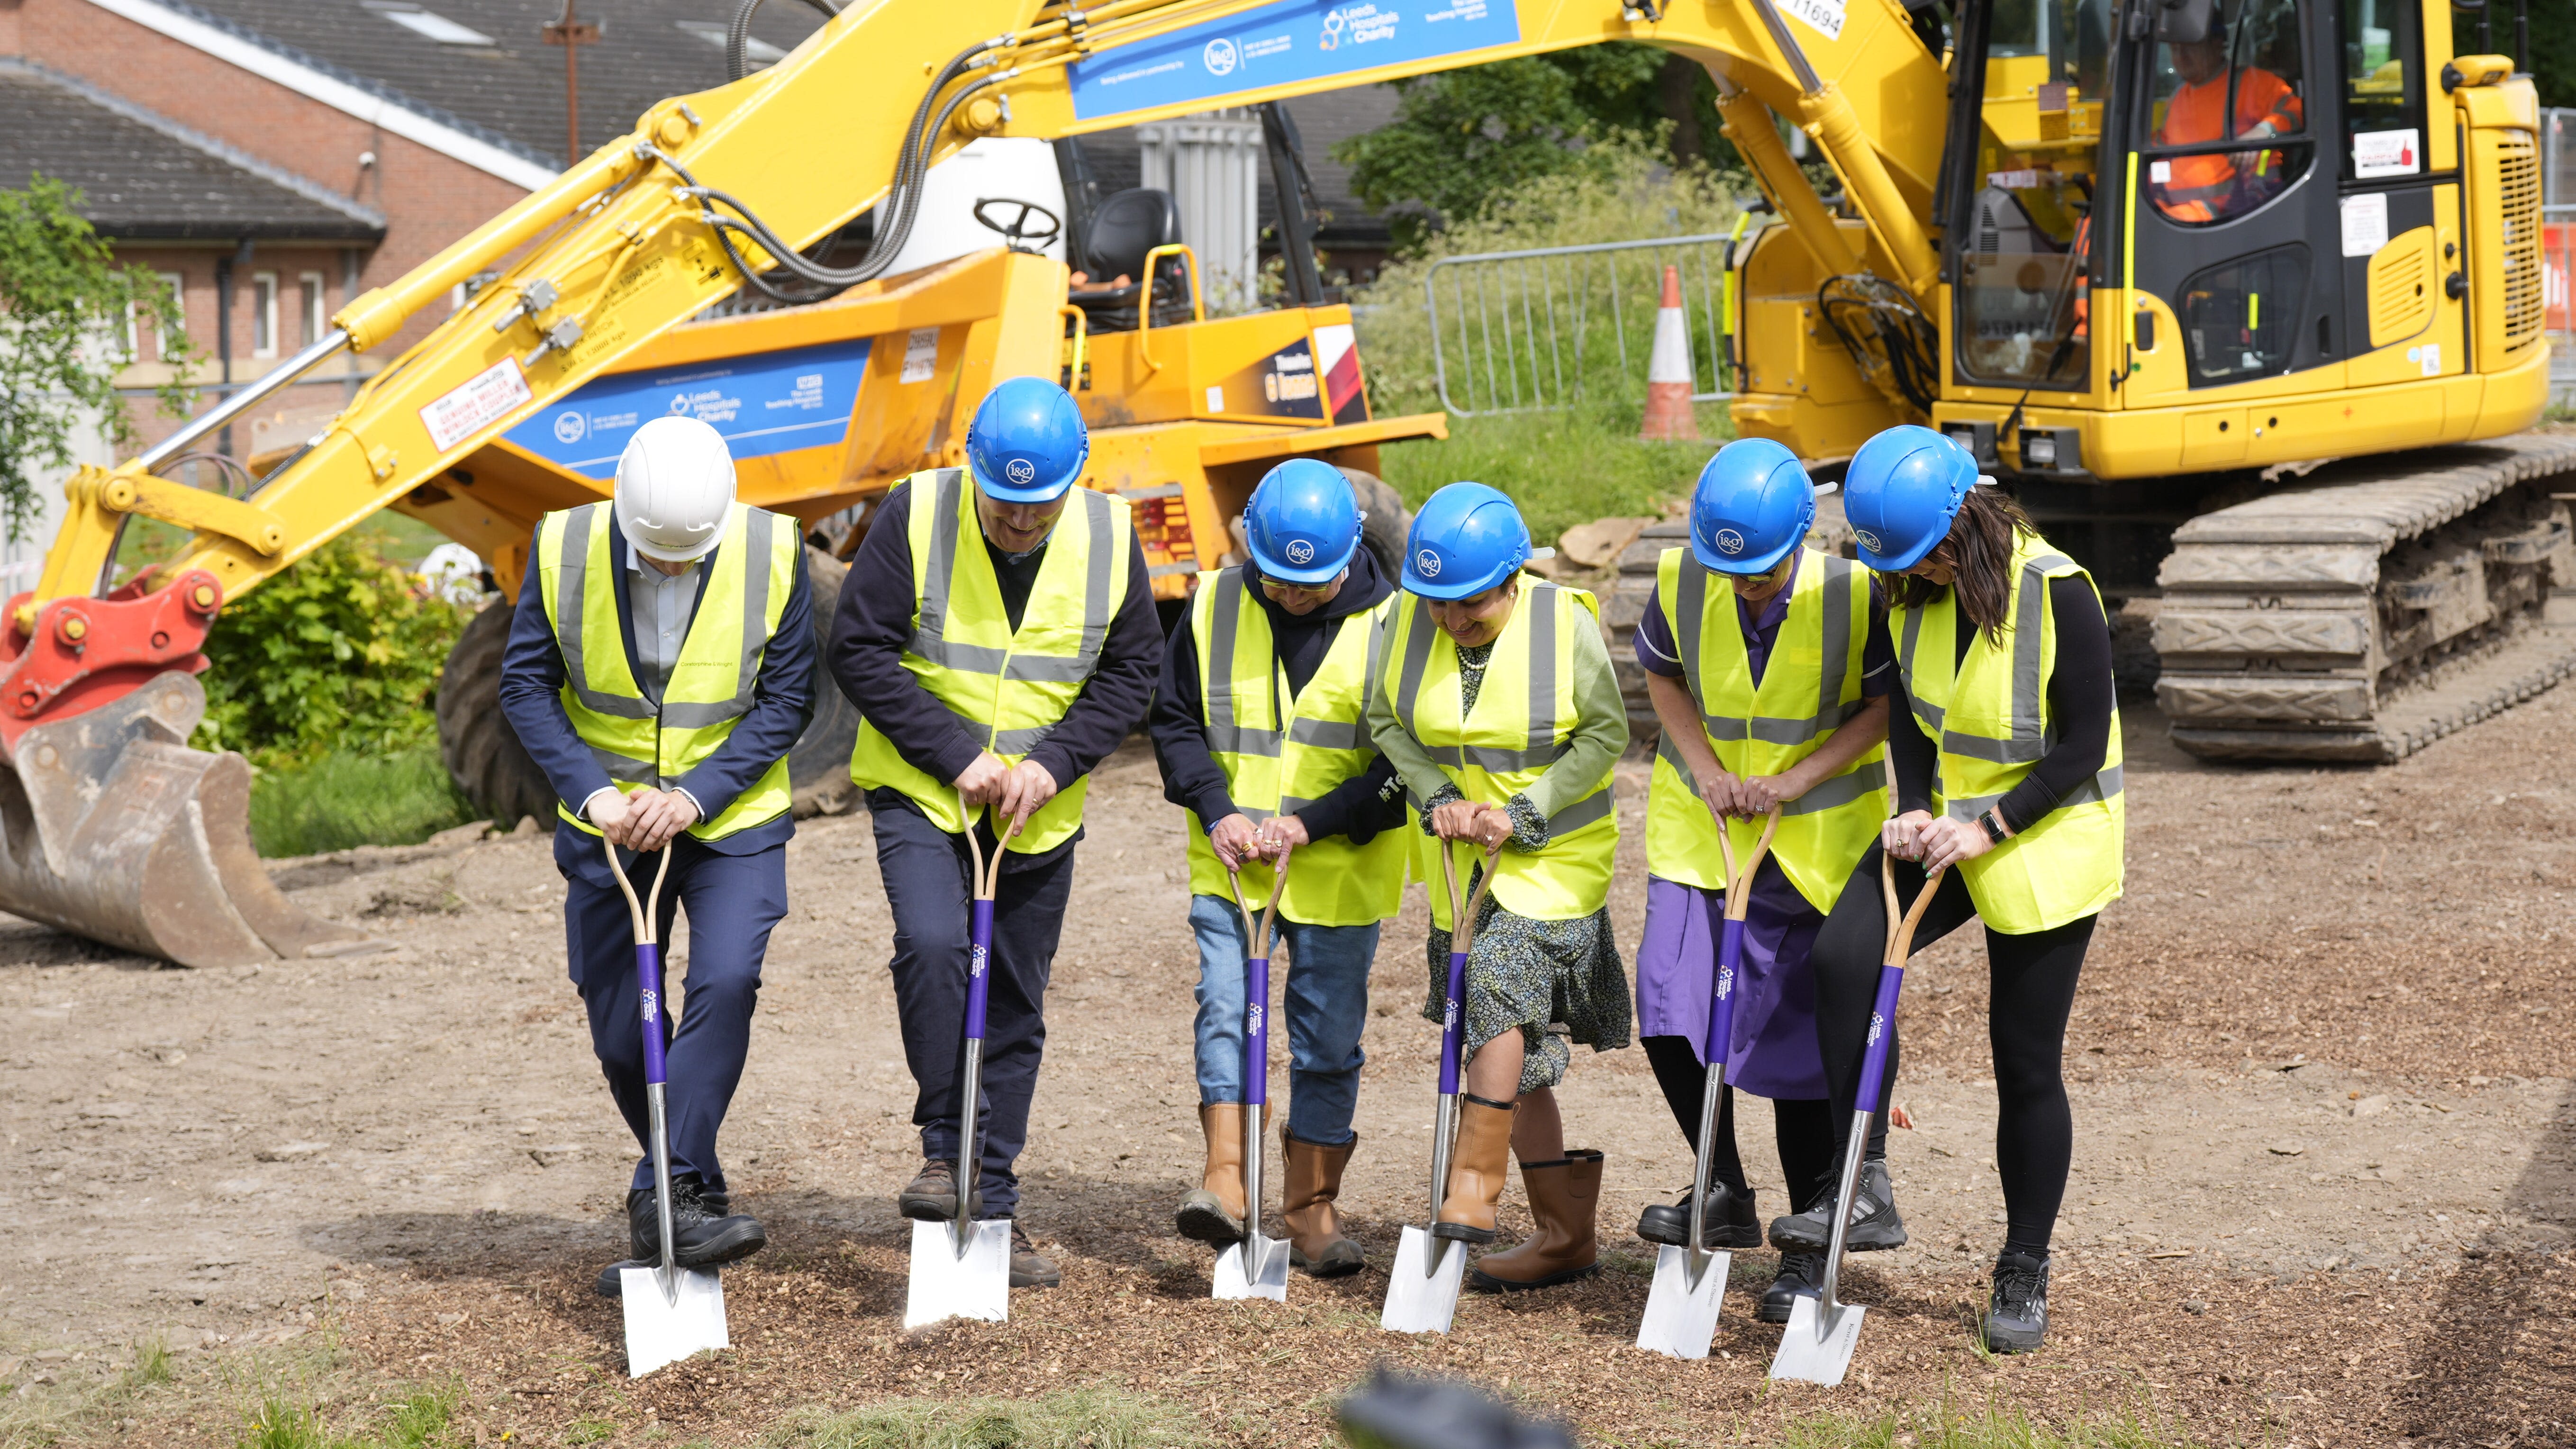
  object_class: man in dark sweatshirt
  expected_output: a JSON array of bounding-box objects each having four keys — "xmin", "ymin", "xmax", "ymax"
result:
[
  {"xmin": 827, "ymin": 379, "xmax": 1161, "ymax": 1291},
  {"xmin": 1149, "ymin": 460, "xmax": 1408, "ymax": 1278}
]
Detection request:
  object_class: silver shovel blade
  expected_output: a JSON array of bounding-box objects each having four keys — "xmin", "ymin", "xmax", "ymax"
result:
[
  {"xmin": 619, "ymin": 1266, "xmax": 728, "ymax": 1377},
  {"xmin": 1635, "ymin": 1246, "xmax": 1731, "ymax": 1359},
  {"xmin": 904, "ymin": 1218, "xmax": 1012, "ymax": 1329},
  {"xmin": 1213, "ymin": 1232, "xmax": 1290, "ymax": 1302},
  {"xmin": 1768, "ymin": 1293, "xmax": 1866, "ymax": 1385},
  {"xmin": 1379, "ymin": 1225, "xmax": 1468, "ymax": 1334}
]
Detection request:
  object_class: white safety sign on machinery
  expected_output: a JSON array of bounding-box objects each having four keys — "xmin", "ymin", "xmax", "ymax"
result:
[
  {"xmin": 2340, "ymin": 192, "xmax": 2390, "ymax": 257},
  {"xmin": 420, "ymin": 358, "xmax": 534, "ymax": 453}
]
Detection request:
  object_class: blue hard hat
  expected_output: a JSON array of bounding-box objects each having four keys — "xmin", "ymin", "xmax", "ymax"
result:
[
  {"xmin": 1690, "ymin": 438, "xmax": 1814, "ymax": 575},
  {"xmin": 1843, "ymin": 425, "xmax": 1978, "ymax": 572},
  {"xmin": 967, "ymin": 377, "xmax": 1089, "ymax": 504},
  {"xmin": 1403, "ymin": 482, "xmax": 1533, "ymax": 600},
  {"xmin": 1244, "ymin": 459, "xmax": 1361, "ymax": 586}
]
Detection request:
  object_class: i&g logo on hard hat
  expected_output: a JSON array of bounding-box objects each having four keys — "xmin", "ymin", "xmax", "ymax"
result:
[
  {"xmin": 1852, "ymin": 528, "xmax": 1883, "ymax": 554},
  {"xmin": 1005, "ymin": 457, "xmax": 1038, "ymax": 486},
  {"xmin": 1285, "ymin": 539, "xmax": 1315, "ymax": 566},
  {"xmin": 1203, "ymin": 37, "xmax": 1238, "ymax": 73},
  {"xmin": 1415, "ymin": 548, "xmax": 1442, "ymax": 579},
  {"xmin": 1714, "ymin": 528, "xmax": 1745, "ymax": 556}
]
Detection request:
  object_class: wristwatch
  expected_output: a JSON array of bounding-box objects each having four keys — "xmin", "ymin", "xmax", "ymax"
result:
[{"xmin": 1978, "ymin": 809, "xmax": 2010, "ymax": 845}]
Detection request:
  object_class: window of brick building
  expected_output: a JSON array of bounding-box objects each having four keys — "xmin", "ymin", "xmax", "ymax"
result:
[
  {"xmin": 301, "ymin": 272, "xmax": 328, "ymax": 346},
  {"xmin": 251, "ymin": 272, "xmax": 279, "ymax": 357}
]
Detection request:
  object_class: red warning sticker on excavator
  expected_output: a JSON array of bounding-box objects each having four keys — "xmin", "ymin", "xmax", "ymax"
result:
[{"xmin": 420, "ymin": 358, "xmax": 534, "ymax": 454}]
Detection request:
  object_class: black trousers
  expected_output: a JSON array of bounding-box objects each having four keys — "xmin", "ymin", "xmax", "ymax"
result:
[
  {"xmin": 1808, "ymin": 842, "xmax": 2095, "ymax": 1258},
  {"xmin": 872, "ymin": 798, "xmax": 1075, "ymax": 1219},
  {"xmin": 1642, "ymin": 1037, "xmax": 1845, "ymax": 1214}
]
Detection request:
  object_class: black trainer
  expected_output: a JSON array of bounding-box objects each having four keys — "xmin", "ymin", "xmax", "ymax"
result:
[
  {"xmin": 1767, "ymin": 1159, "xmax": 1907, "ymax": 1252},
  {"xmin": 1757, "ymin": 1251, "xmax": 1824, "ymax": 1324},
  {"xmin": 626, "ymin": 1177, "xmax": 768, "ymax": 1269},
  {"xmin": 1636, "ymin": 1183, "xmax": 1761, "ymax": 1250},
  {"xmin": 1008, "ymin": 1222, "xmax": 1061, "ymax": 1289},
  {"xmin": 1982, "ymin": 1251, "xmax": 2050, "ymax": 1353},
  {"xmin": 898, "ymin": 1158, "xmax": 982, "ymax": 1223}
]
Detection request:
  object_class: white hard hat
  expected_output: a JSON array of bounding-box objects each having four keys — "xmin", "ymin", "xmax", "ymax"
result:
[{"xmin": 614, "ymin": 416, "xmax": 736, "ymax": 563}]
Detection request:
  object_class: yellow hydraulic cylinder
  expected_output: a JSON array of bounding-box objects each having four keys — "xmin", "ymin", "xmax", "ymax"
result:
[
  {"xmin": 1796, "ymin": 84, "xmax": 1939, "ymax": 299},
  {"xmin": 1714, "ymin": 83, "xmax": 1859, "ymax": 278}
]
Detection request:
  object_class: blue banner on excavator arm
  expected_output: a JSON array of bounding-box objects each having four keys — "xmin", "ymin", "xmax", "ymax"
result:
[
  {"xmin": 1068, "ymin": 0, "xmax": 1520, "ymax": 120},
  {"xmin": 503, "ymin": 337, "xmax": 874, "ymax": 478}
]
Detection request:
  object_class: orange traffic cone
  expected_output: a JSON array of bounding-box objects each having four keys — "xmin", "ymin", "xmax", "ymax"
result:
[{"xmin": 1639, "ymin": 264, "xmax": 1698, "ymax": 442}]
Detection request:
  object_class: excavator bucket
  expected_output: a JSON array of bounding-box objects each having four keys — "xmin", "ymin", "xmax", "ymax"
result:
[{"xmin": 0, "ymin": 671, "xmax": 378, "ymax": 967}]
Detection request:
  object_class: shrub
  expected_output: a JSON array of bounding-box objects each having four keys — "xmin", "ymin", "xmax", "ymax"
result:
[{"xmin": 194, "ymin": 529, "xmax": 469, "ymax": 766}]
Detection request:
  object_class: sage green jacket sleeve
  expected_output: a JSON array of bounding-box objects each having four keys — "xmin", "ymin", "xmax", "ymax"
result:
[{"xmin": 1522, "ymin": 615, "xmax": 1629, "ymax": 824}]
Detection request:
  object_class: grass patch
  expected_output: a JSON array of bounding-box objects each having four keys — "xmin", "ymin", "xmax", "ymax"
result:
[
  {"xmin": 1375, "ymin": 399, "xmax": 1729, "ymax": 549},
  {"xmin": 774, "ymin": 1386, "xmax": 1206, "ymax": 1449},
  {"xmin": 247, "ymin": 747, "xmax": 478, "ymax": 858},
  {"xmin": 235, "ymin": 1383, "xmax": 460, "ymax": 1449},
  {"xmin": 1777, "ymin": 1397, "xmax": 2207, "ymax": 1448}
]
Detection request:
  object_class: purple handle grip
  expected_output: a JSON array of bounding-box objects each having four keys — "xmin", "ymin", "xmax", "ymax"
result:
[
  {"xmin": 1437, "ymin": 950, "xmax": 1468, "ymax": 1095},
  {"xmin": 1852, "ymin": 964, "xmax": 1905, "ymax": 1114},
  {"xmin": 1703, "ymin": 915, "xmax": 1747, "ymax": 1074},
  {"xmin": 636, "ymin": 943, "xmax": 668, "ymax": 1087},
  {"xmin": 1243, "ymin": 955, "xmax": 1270, "ymax": 1107},
  {"xmin": 964, "ymin": 898, "xmax": 995, "ymax": 1041}
]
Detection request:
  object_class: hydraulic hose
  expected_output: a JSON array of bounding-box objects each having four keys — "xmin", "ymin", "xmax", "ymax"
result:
[{"xmin": 725, "ymin": 0, "xmax": 842, "ymax": 84}]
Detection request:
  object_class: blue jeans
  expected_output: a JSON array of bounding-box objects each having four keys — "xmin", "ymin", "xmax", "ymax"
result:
[{"xmin": 1189, "ymin": 894, "xmax": 1378, "ymax": 1146}]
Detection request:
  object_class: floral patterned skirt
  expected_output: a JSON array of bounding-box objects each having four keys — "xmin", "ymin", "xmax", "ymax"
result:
[{"xmin": 1419, "ymin": 868, "xmax": 1631, "ymax": 1095}]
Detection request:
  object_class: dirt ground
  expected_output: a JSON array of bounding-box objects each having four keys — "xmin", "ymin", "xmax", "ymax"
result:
[{"xmin": 1, "ymin": 691, "xmax": 2571, "ymax": 1448}]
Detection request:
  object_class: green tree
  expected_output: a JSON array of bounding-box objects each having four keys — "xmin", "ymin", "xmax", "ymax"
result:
[
  {"xmin": 1335, "ymin": 43, "xmax": 1727, "ymax": 250},
  {"xmin": 0, "ymin": 174, "xmax": 193, "ymax": 541}
]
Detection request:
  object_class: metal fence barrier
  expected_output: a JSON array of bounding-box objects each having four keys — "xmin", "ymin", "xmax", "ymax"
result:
[{"xmin": 1423, "ymin": 229, "xmax": 1742, "ymax": 417}]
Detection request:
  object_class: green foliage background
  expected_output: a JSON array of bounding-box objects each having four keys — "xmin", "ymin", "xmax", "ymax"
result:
[{"xmin": 193, "ymin": 530, "xmax": 469, "ymax": 766}]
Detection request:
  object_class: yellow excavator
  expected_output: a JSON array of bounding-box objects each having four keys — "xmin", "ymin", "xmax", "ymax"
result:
[{"xmin": 6, "ymin": 0, "xmax": 2566, "ymax": 965}]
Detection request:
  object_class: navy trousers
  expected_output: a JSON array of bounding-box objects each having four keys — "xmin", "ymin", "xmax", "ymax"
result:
[
  {"xmin": 871, "ymin": 800, "xmax": 1074, "ymax": 1219},
  {"xmin": 559, "ymin": 829, "xmax": 787, "ymax": 1195}
]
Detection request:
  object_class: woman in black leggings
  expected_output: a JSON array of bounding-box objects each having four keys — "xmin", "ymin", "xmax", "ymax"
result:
[{"xmin": 1795, "ymin": 426, "xmax": 2126, "ymax": 1353}]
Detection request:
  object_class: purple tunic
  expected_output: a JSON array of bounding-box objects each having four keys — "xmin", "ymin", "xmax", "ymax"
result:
[{"xmin": 1634, "ymin": 868, "xmax": 1827, "ymax": 1098}]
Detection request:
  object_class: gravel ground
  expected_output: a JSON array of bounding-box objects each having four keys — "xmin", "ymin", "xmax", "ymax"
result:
[{"xmin": 0, "ymin": 694, "xmax": 2569, "ymax": 1446}]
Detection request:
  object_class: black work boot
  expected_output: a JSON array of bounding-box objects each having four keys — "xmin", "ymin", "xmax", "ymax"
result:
[
  {"xmin": 1768, "ymin": 1159, "xmax": 1907, "ymax": 1252},
  {"xmin": 898, "ymin": 1158, "xmax": 983, "ymax": 1223},
  {"xmin": 1758, "ymin": 1251, "xmax": 1825, "ymax": 1323},
  {"xmin": 626, "ymin": 1177, "xmax": 767, "ymax": 1269},
  {"xmin": 1982, "ymin": 1251, "xmax": 2051, "ymax": 1353},
  {"xmin": 594, "ymin": 1258, "xmax": 649, "ymax": 1298},
  {"xmin": 1008, "ymin": 1222, "xmax": 1061, "ymax": 1289},
  {"xmin": 1636, "ymin": 1182, "xmax": 1761, "ymax": 1250}
]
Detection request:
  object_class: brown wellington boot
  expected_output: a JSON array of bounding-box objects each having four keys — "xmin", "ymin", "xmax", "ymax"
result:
[
  {"xmin": 1431, "ymin": 1097, "xmax": 1518, "ymax": 1244},
  {"xmin": 1468, "ymin": 1149, "xmax": 1603, "ymax": 1292},
  {"xmin": 1281, "ymin": 1132, "xmax": 1364, "ymax": 1277},
  {"xmin": 1175, "ymin": 1103, "xmax": 1246, "ymax": 1244}
]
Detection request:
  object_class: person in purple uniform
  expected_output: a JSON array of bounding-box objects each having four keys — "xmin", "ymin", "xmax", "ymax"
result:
[{"xmin": 1628, "ymin": 439, "xmax": 1896, "ymax": 1322}]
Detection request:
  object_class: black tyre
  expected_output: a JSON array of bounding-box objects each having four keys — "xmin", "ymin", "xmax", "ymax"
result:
[
  {"xmin": 1339, "ymin": 467, "xmax": 1413, "ymax": 582},
  {"xmin": 435, "ymin": 547, "xmax": 864, "ymax": 825},
  {"xmin": 437, "ymin": 599, "xmax": 554, "ymax": 828}
]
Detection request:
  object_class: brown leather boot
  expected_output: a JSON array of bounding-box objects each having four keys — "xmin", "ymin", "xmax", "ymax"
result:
[
  {"xmin": 1175, "ymin": 1103, "xmax": 1246, "ymax": 1244},
  {"xmin": 1432, "ymin": 1096, "xmax": 1517, "ymax": 1244},
  {"xmin": 1468, "ymin": 1149, "xmax": 1603, "ymax": 1292},
  {"xmin": 1281, "ymin": 1132, "xmax": 1363, "ymax": 1277}
]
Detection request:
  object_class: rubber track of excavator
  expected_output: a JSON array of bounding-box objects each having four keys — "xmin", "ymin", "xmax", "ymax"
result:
[{"xmin": 2157, "ymin": 433, "xmax": 2576, "ymax": 763}]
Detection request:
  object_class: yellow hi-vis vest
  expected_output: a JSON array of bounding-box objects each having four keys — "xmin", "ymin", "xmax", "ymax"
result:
[
  {"xmin": 1382, "ymin": 580, "xmax": 1617, "ymax": 924},
  {"xmin": 846, "ymin": 468, "xmax": 1135, "ymax": 854},
  {"xmin": 1645, "ymin": 545, "xmax": 1887, "ymax": 913},
  {"xmin": 1893, "ymin": 530, "xmax": 2125, "ymax": 933},
  {"xmin": 536, "ymin": 499, "xmax": 800, "ymax": 841},
  {"xmin": 1182, "ymin": 570, "xmax": 1407, "ymax": 925}
]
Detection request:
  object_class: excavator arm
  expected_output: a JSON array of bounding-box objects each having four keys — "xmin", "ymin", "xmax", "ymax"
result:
[{"xmin": 0, "ymin": 0, "xmax": 1950, "ymax": 964}]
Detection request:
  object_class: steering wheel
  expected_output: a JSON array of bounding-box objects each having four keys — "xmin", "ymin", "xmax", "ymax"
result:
[{"xmin": 974, "ymin": 198, "xmax": 1064, "ymax": 255}]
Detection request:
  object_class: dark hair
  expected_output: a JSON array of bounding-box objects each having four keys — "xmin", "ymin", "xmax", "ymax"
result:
[{"xmin": 1883, "ymin": 486, "xmax": 2039, "ymax": 643}]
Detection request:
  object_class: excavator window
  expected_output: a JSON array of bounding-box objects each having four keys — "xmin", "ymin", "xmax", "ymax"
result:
[
  {"xmin": 2340, "ymin": 0, "xmax": 2424, "ymax": 175},
  {"xmin": 1953, "ymin": 0, "xmax": 2111, "ymax": 388},
  {"xmin": 2177, "ymin": 243, "xmax": 2310, "ymax": 381},
  {"xmin": 2144, "ymin": 0, "xmax": 2313, "ymax": 224}
]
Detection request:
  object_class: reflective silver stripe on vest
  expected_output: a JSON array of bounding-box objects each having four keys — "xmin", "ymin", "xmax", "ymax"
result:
[
  {"xmin": 553, "ymin": 503, "xmax": 656, "ymax": 721},
  {"xmin": 1653, "ymin": 735, "xmax": 1884, "ymax": 819},
  {"xmin": 906, "ymin": 472, "xmax": 1117, "ymax": 684},
  {"xmin": 1524, "ymin": 581, "xmax": 1560, "ymax": 756},
  {"xmin": 590, "ymin": 743, "xmax": 658, "ymax": 785},
  {"xmin": 1201, "ymin": 568, "xmax": 1284, "ymax": 758},
  {"xmin": 1674, "ymin": 555, "xmax": 1857, "ymax": 748},
  {"xmin": 1932, "ymin": 552, "xmax": 2071, "ymax": 766},
  {"xmin": 1287, "ymin": 716, "xmax": 1370, "ymax": 750},
  {"xmin": 1546, "ymin": 786, "xmax": 1614, "ymax": 835},
  {"xmin": 661, "ymin": 507, "xmax": 779, "ymax": 730},
  {"xmin": 1941, "ymin": 762, "xmax": 2124, "ymax": 822},
  {"xmin": 1896, "ymin": 603, "xmax": 1943, "ymax": 734},
  {"xmin": 944, "ymin": 704, "xmax": 1057, "ymax": 757}
]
